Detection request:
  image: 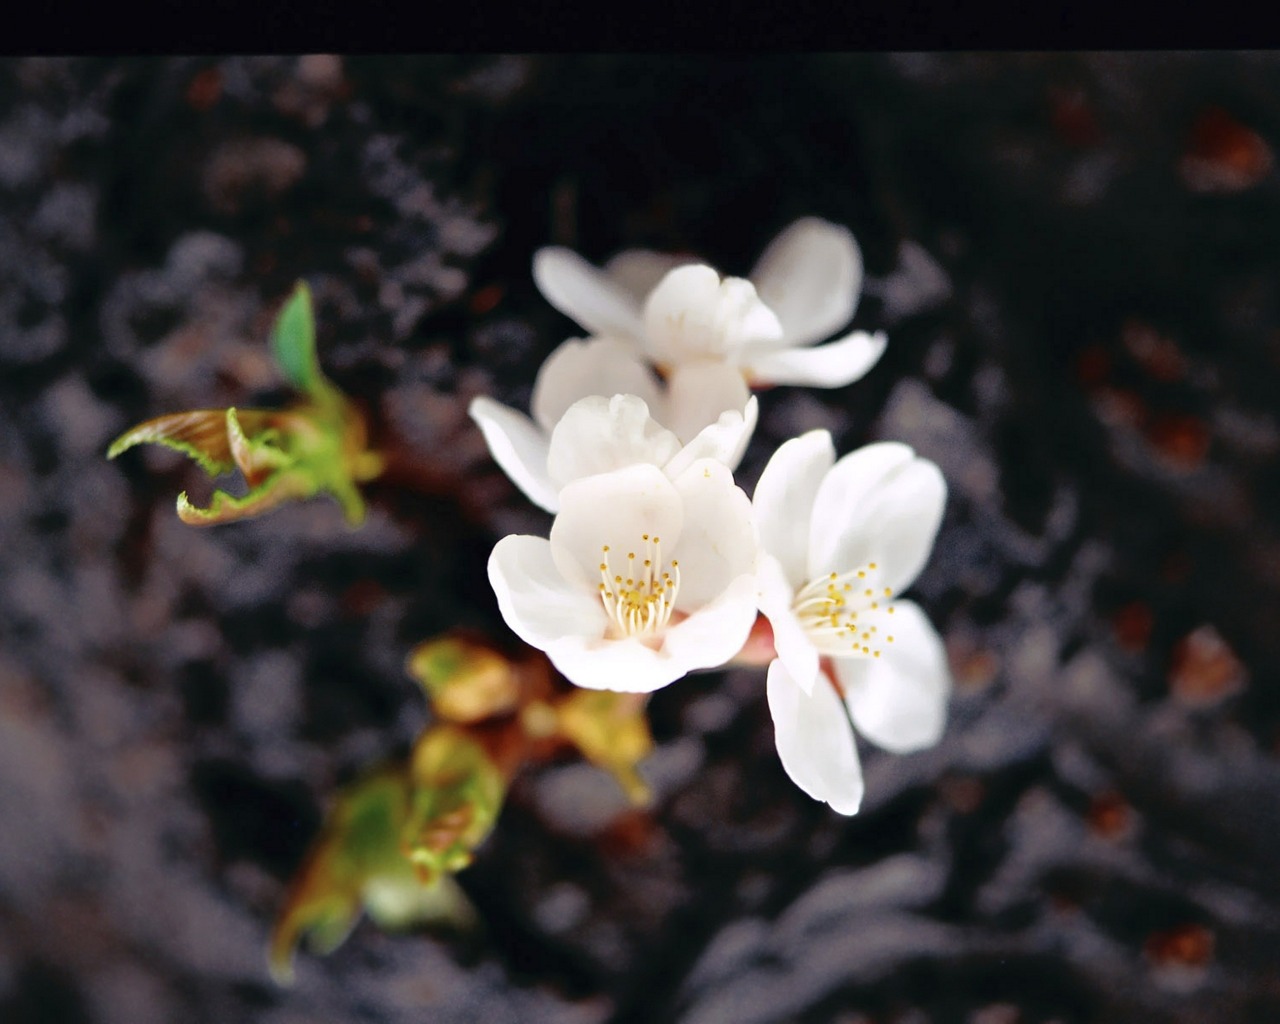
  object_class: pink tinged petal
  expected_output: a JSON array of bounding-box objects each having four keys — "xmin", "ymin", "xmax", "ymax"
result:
[
  {"xmin": 532, "ymin": 247, "xmax": 645, "ymax": 342},
  {"xmin": 530, "ymin": 336, "xmax": 663, "ymax": 432},
  {"xmin": 642, "ymin": 265, "xmax": 784, "ymax": 365},
  {"xmin": 755, "ymin": 554, "xmax": 819, "ymax": 695},
  {"xmin": 546, "ymin": 394, "xmax": 682, "ymax": 489},
  {"xmin": 742, "ymin": 330, "xmax": 888, "ymax": 389},
  {"xmin": 549, "ymin": 464, "xmax": 684, "ymax": 591},
  {"xmin": 604, "ymin": 249, "xmax": 696, "ymax": 304},
  {"xmin": 666, "ymin": 458, "xmax": 758, "ymax": 609},
  {"xmin": 806, "ymin": 441, "xmax": 916, "ymax": 580},
  {"xmin": 753, "ymin": 430, "xmax": 835, "ymax": 589},
  {"xmin": 767, "ymin": 661, "xmax": 864, "ymax": 815},
  {"xmin": 543, "ymin": 635, "xmax": 690, "ymax": 694},
  {"xmin": 659, "ymin": 572, "xmax": 759, "ymax": 676},
  {"xmin": 467, "ymin": 397, "xmax": 559, "ymax": 513},
  {"xmin": 488, "ymin": 535, "xmax": 608, "ymax": 650},
  {"xmin": 749, "ymin": 217, "xmax": 865, "ymax": 348},
  {"xmin": 834, "ymin": 600, "xmax": 951, "ymax": 754}
]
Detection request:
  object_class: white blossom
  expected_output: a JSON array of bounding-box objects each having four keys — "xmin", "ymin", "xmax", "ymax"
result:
[
  {"xmin": 488, "ymin": 458, "xmax": 759, "ymax": 693},
  {"xmin": 532, "ymin": 217, "xmax": 887, "ymax": 388},
  {"xmin": 469, "ymin": 338, "xmax": 757, "ymax": 513},
  {"xmin": 753, "ymin": 430, "xmax": 951, "ymax": 815}
]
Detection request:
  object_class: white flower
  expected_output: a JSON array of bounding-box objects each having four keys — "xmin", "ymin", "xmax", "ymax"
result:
[
  {"xmin": 532, "ymin": 217, "xmax": 887, "ymax": 388},
  {"xmin": 488, "ymin": 458, "xmax": 759, "ymax": 693},
  {"xmin": 753, "ymin": 430, "xmax": 951, "ymax": 815},
  {"xmin": 469, "ymin": 338, "xmax": 757, "ymax": 512}
]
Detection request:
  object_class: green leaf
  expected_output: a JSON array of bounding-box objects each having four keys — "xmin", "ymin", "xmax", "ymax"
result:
[
  {"xmin": 176, "ymin": 472, "xmax": 315, "ymax": 526},
  {"xmin": 270, "ymin": 281, "xmax": 321, "ymax": 395}
]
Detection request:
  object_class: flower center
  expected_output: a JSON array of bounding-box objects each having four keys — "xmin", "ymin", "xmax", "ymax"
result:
[
  {"xmin": 791, "ymin": 561, "xmax": 897, "ymax": 660},
  {"xmin": 597, "ymin": 534, "xmax": 681, "ymax": 639}
]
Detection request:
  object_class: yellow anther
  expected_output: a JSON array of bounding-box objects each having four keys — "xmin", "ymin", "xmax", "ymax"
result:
[
  {"xmin": 628, "ymin": 552, "xmax": 635, "ymax": 560},
  {"xmin": 602, "ymin": 545, "xmax": 610, "ymax": 552},
  {"xmin": 857, "ymin": 570, "xmax": 866, "ymax": 578},
  {"xmin": 869, "ymin": 562, "xmax": 877, "ymax": 569},
  {"xmin": 888, "ymin": 606, "xmax": 895, "ymax": 614},
  {"xmin": 642, "ymin": 533, "xmax": 649, "ymax": 540},
  {"xmin": 874, "ymin": 651, "xmax": 881, "ymax": 658},
  {"xmin": 599, "ymin": 562, "xmax": 608, "ymax": 571},
  {"xmin": 871, "ymin": 602, "xmax": 879, "ymax": 609},
  {"xmin": 884, "ymin": 587, "xmax": 892, "ymax": 596},
  {"xmin": 887, "ymin": 635, "xmax": 894, "ymax": 642},
  {"xmin": 865, "ymin": 588, "xmax": 873, "ymax": 596}
]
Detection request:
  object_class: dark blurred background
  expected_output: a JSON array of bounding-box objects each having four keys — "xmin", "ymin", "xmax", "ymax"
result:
[{"xmin": 1, "ymin": 54, "xmax": 1279, "ymax": 1024}]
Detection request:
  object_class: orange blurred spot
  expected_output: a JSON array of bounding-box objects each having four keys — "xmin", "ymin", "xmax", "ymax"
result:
[
  {"xmin": 1145, "ymin": 923, "xmax": 1214, "ymax": 968},
  {"xmin": 186, "ymin": 67, "xmax": 223, "ymax": 112},
  {"xmin": 1086, "ymin": 790, "xmax": 1133, "ymax": 839},
  {"xmin": 1169, "ymin": 625, "xmax": 1246, "ymax": 705},
  {"xmin": 1146, "ymin": 414, "xmax": 1209, "ymax": 469},
  {"xmin": 1181, "ymin": 106, "xmax": 1273, "ymax": 193},
  {"xmin": 596, "ymin": 807, "xmax": 660, "ymax": 857},
  {"xmin": 1050, "ymin": 87, "xmax": 1103, "ymax": 148},
  {"xmin": 469, "ymin": 284, "xmax": 504, "ymax": 316},
  {"xmin": 1111, "ymin": 601, "xmax": 1154, "ymax": 653}
]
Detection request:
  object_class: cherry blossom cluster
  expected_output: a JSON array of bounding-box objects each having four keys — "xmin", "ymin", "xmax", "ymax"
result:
[{"xmin": 470, "ymin": 218, "xmax": 951, "ymax": 815}]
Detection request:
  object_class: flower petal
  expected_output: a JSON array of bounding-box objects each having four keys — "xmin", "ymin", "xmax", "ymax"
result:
[
  {"xmin": 662, "ymin": 360, "xmax": 751, "ymax": 443},
  {"xmin": 530, "ymin": 336, "xmax": 664, "ymax": 432},
  {"xmin": 767, "ymin": 660, "xmax": 864, "ymax": 815},
  {"xmin": 667, "ymin": 458, "xmax": 758, "ymax": 609},
  {"xmin": 604, "ymin": 249, "xmax": 695, "ymax": 304},
  {"xmin": 467, "ymin": 397, "xmax": 559, "ymax": 513},
  {"xmin": 742, "ymin": 330, "xmax": 887, "ymax": 388},
  {"xmin": 532, "ymin": 248, "xmax": 646, "ymax": 342},
  {"xmin": 834, "ymin": 599, "xmax": 950, "ymax": 754},
  {"xmin": 755, "ymin": 554, "xmax": 819, "ymax": 695},
  {"xmin": 812, "ymin": 448, "xmax": 947, "ymax": 595},
  {"xmin": 550, "ymin": 464, "xmax": 684, "ymax": 591},
  {"xmin": 544, "ymin": 635, "xmax": 688, "ymax": 694},
  {"xmin": 754, "ymin": 429, "xmax": 835, "ymax": 589},
  {"xmin": 660, "ymin": 571, "xmax": 759, "ymax": 676},
  {"xmin": 546, "ymin": 394, "xmax": 682, "ymax": 490},
  {"xmin": 642, "ymin": 265, "xmax": 784, "ymax": 365},
  {"xmin": 749, "ymin": 217, "xmax": 864, "ymax": 347},
  {"xmin": 488, "ymin": 535, "xmax": 608, "ymax": 649}
]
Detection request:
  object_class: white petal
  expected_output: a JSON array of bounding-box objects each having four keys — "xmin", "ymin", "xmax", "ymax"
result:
[
  {"xmin": 550, "ymin": 464, "xmax": 683, "ymax": 591},
  {"xmin": 546, "ymin": 394, "xmax": 682, "ymax": 489},
  {"xmin": 468, "ymin": 397, "xmax": 559, "ymax": 513},
  {"xmin": 755, "ymin": 554, "xmax": 819, "ymax": 695},
  {"xmin": 531, "ymin": 336, "xmax": 664, "ymax": 432},
  {"xmin": 488, "ymin": 535, "xmax": 608, "ymax": 649},
  {"xmin": 835, "ymin": 600, "xmax": 950, "ymax": 754},
  {"xmin": 815, "ymin": 452, "xmax": 947, "ymax": 595},
  {"xmin": 604, "ymin": 249, "xmax": 695, "ymax": 304},
  {"xmin": 661, "ymin": 360, "xmax": 752, "ymax": 444},
  {"xmin": 545, "ymin": 634, "xmax": 690, "ymax": 694},
  {"xmin": 742, "ymin": 330, "xmax": 887, "ymax": 388},
  {"xmin": 642, "ymin": 265, "xmax": 784, "ymax": 365},
  {"xmin": 667, "ymin": 458, "xmax": 758, "ymax": 609},
  {"xmin": 532, "ymin": 247, "xmax": 645, "ymax": 341},
  {"xmin": 660, "ymin": 571, "xmax": 759, "ymax": 675},
  {"xmin": 806, "ymin": 441, "xmax": 915, "ymax": 580},
  {"xmin": 750, "ymin": 217, "xmax": 864, "ymax": 347},
  {"xmin": 753, "ymin": 430, "xmax": 835, "ymax": 589},
  {"xmin": 767, "ymin": 660, "xmax": 864, "ymax": 815},
  {"xmin": 663, "ymin": 395, "xmax": 757, "ymax": 481}
]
